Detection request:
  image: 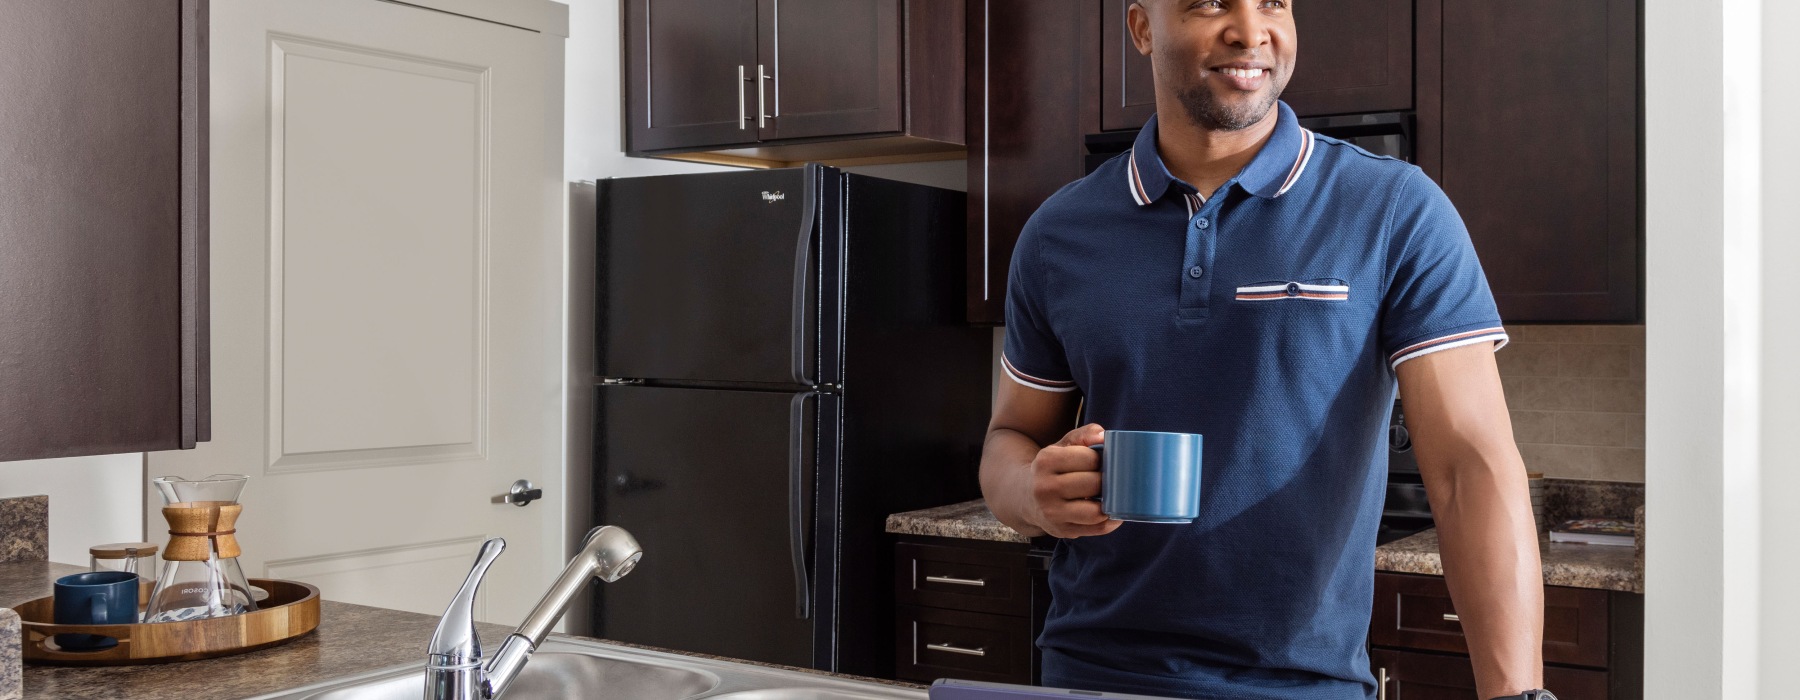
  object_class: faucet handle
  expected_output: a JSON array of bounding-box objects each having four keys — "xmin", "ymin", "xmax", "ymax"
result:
[{"xmin": 428, "ymin": 538, "xmax": 506, "ymax": 665}]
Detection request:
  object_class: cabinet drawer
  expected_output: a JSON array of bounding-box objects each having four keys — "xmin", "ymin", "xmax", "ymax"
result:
[
  {"xmin": 1372, "ymin": 573, "xmax": 1611, "ymax": 668},
  {"xmin": 1369, "ymin": 648, "xmax": 1610, "ymax": 700},
  {"xmin": 894, "ymin": 605, "xmax": 1033, "ymax": 685},
  {"xmin": 895, "ymin": 542, "xmax": 1031, "ymax": 616}
]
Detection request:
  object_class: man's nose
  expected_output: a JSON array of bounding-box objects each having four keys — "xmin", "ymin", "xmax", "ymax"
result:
[{"xmin": 1220, "ymin": 3, "xmax": 1274, "ymax": 50}]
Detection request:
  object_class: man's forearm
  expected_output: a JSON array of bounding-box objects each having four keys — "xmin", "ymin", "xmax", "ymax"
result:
[
  {"xmin": 1428, "ymin": 456, "xmax": 1544, "ymax": 698},
  {"xmin": 979, "ymin": 428, "xmax": 1048, "ymax": 537}
]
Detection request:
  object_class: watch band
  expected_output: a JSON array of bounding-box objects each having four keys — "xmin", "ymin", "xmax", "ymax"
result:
[{"xmin": 1490, "ymin": 691, "xmax": 1557, "ymax": 700}]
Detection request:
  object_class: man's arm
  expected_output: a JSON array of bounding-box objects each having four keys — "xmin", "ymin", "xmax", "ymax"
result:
[
  {"xmin": 1396, "ymin": 343, "xmax": 1544, "ymax": 699},
  {"xmin": 980, "ymin": 379, "xmax": 1121, "ymax": 539}
]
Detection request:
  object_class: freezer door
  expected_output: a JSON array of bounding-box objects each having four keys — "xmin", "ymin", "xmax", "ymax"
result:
[
  {"xmin": 593, "ymin": 384, "xmax": 820, "ymax": 667},
  {"xmin": 597, "ymin": 167, "xmax": 827, "ymax": 386}
]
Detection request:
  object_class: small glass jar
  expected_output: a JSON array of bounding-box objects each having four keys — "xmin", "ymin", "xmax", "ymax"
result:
[{"xmin": 90, "ymin": 542, "xmax": 158, "ymax": 610}]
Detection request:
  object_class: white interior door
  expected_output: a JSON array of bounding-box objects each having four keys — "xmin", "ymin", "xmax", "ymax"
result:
[{"xmin": 148, "ymin": 0, "xmax": 568, "ymax": 625}]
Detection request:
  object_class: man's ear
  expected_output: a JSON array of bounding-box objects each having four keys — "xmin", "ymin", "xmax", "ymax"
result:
[{"xmin": 1126, "ymin": 1, "xmax": 1155, "ymax": 57}]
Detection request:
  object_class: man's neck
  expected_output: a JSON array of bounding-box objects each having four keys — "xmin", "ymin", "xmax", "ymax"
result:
[{"xmin": 1154, "ymin": 106, "xmax": 1280, "ymax": 201}]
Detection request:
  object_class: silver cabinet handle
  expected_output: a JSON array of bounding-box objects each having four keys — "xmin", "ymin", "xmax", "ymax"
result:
[
  {"xmin": 1377, "ymin": 667, "xmax": 1389, "ymax": 700},
  {"xmin": 925, "ymin": 643, "xmax": 986, "ymax": 657},
  {"xmin": 924, "ymin": 574, "xmax": 987, "ymax": 587},
  {"xmin": 738, "ymin": 65, "xmax": 748, "ymax": 129},
  {"xmin": 1443, "ymin": 612, "xmax": 1460, "ymax": 623},
  {"xmin": 757, "ymin": 63, "xmax": 772, "ymax": 128}
]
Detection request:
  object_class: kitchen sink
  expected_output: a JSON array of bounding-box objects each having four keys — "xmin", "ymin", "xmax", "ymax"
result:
[{"xmin": 250, "ymin": 637, "xmax": 923, "ymax": 700}]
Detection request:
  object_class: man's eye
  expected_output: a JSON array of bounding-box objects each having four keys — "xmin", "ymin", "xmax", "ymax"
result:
[{"xmin": 1260, "ymin": 0, "xmax": 1288, "ymax": 9}]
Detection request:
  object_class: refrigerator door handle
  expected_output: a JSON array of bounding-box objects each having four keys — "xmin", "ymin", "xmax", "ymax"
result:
[
  {"xmin": 788, "ymin": 390, "xmax": 814, "ymax": 620},
  {"xmin": 790, "ymin": 165, "xmax": 820, "ymax": 387}
]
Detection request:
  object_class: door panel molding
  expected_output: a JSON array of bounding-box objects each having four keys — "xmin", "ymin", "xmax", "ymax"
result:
[
  {"xmin": 264, "ymin": 535, "xmax": 490, "ymax": 618},
  {"xmin": 265, "ymin": 34, "xmax": 492, "ymax": 474}
]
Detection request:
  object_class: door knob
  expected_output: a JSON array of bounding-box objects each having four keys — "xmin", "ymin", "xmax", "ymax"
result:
[{"xmin": 492, "ymin": 479, "xmax": 543, "ymax": 507}]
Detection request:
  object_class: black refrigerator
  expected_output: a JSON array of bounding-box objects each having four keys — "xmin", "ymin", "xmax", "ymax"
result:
[{"xmin": 592, "ymin": 165, "xmax": 992, "ymax": 677}]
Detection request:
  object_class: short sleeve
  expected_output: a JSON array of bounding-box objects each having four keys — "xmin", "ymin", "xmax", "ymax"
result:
[
  {"xmin": 1001, "ymin": 227, "xmax": 1078, "ymax": 393},
  {"xmin": 1379, "ymin": 168, "xmax": 1509, "ymax": 370}
]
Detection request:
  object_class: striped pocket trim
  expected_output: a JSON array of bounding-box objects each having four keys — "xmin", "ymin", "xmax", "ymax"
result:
[{"xmin": 1235, "ymin": 280, "xmax": 1350, "ymax": 302}]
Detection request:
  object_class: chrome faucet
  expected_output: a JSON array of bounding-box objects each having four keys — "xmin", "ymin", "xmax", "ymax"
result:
[{"xmin": 425, "ymin": 526, "xmax": 644, "ymax": 700}]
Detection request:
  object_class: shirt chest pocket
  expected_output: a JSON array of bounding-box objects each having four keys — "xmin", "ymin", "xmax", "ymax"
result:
[{"xmin": 1234, "ymin": 278, "xmax": 1350, "ymax": 303}]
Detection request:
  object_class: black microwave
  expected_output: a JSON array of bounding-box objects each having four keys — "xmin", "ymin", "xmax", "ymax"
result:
[{"xmin": 1083, "ymin": 111, "xmax": 1414, "ymax": 175}]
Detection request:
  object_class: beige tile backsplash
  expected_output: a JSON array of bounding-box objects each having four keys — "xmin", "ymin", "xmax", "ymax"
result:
[{"xmin": 1499, "ymin": 325, "xmax": 1646, "ymax": 481}]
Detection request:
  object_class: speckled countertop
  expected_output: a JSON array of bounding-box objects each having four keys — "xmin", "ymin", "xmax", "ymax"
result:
[
  {"xmin": 1374, "ymin": 528, "xmax": 1641, "ymax": 593},
  {"xmin": 0, "ymin": 560, "xmax": 921, "ymax": 699},
  {"xmin": 888, "ymin": 498, "xmax": 1644, "ymax": 593}
]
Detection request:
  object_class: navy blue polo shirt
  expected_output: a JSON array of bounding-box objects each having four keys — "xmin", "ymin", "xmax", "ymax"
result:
[{"xmin": 1002, "ymin": 102, "xmax": 1506, "ymax": 700}]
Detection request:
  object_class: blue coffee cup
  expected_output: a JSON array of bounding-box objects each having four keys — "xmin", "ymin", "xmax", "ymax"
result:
[
  {"xmin": 53, "ymin": 571, "xmax": 139, "ymax": 651},
  {"xmin": 1091, "ymin": 430, "xmax": 1203, "ymax": 524}
]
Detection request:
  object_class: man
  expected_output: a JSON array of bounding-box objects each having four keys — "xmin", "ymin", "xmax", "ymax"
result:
[{"xmin": 979, "ymin": 1, "xmax": 1548, "ymax": 699}]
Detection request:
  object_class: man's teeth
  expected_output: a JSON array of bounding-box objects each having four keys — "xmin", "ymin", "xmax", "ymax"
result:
[{"xmin": 1219, "ymin": 67, "xmax": 1265, "ymax": 79}]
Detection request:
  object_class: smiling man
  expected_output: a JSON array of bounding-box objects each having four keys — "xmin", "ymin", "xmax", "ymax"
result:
[{"xmin": 977, "ymin": 1, "xmax": 1549, "ymax": 699}]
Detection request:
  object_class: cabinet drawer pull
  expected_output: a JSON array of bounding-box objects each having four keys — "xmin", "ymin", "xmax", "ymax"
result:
[
  {"xmin": 1377, "ymin": 667, "xmax": 1389, "ymax": 700},
  {"xmin": 737, "ymin": 65, "xmax": 748, "ymax": 129},
  {"xmin": 924, "ymin": 574, "xmax": 987, "ymax": 587},
  {"xmin": 1443, "ymin": 613, "xmax": 1460, "ymax": 623},
  {"xmin": 925, "ymin": 642, "xmax": 987, "ymax": 657}
]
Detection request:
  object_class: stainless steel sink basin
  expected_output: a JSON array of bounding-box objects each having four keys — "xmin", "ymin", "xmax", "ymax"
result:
[{"xmin": 250, "ymin": 637, "xmax": 923, "ymax": 700}]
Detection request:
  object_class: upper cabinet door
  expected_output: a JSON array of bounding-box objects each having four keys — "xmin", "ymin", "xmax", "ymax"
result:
[
  {"xmin": 1101, "ymin": 0, "xmax": 1413, "ymax": 130},
  {"xmin": 1431, "ymin": 0, "xmax": 1639, "ymax": 322},
  {"xmin": 1099, "ymin": 0, "xmax": 1155, "ymax": 132},
  {"xmin": 755, "ymin": 0, "xmax": 904, "ymax": 142},
  {"xmin": 0, "ymin": 0, "xmax": 208, "ymax": 461},
  {"xmin": 625, "ymin": 0, "xmax": 760, "ymax": 152},
  {"xmin": 1280, "ymin": 0, "xmax": 1412, "ymax": 117}
]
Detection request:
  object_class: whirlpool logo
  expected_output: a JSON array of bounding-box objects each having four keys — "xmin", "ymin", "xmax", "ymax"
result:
[{"xmin": 760, "ymin": 191, "xmax": 785, "ymax": 203}]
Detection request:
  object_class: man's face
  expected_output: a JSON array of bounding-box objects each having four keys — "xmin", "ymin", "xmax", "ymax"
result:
[{"xmin": 1128, "ymin": 0, "xmax": 1297, "ymax": 132}]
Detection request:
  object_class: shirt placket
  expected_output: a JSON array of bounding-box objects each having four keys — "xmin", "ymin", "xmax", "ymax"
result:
[{"xmin": 1177, "ymin": 187, "xmax": 1223, "ymax": 321}]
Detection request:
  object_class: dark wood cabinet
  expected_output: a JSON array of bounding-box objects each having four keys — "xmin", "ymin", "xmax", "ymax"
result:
[
  {"xmin": 623, "ymin": 0, "xmax": 760, "ymax": 152},
  {"xmin": 892, "ymin": 535, "xmax": 1051, "ymax": 685},
  {"xmin": 1419, "ymin": 0, "xmax": 1641, "ymax": 322},
  {"xmin": 1370, "ymin": 573, "xmax": 1644, "ymax": 700},
  {"xmin": 964, "ymin": 0, "xmax": 1096, "ymax": 324},
  {"xmin": 624, "ymin": 0, "xmax": 963, "ymax": 167},
  {"xmin": 1370, "ymin": 648, "xmax": 1612, "ymax": 700},
  {"xmin": 1098, "ymin": 0, "xmax": 1414, "ymax": 131},
  {"xmin": 0, "ymin": 0, "xmax": 209, "ymax": 461}
]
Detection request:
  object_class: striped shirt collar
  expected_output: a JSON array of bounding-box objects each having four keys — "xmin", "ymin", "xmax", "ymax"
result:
[{"xmin": 1124, "ymin": 100, "xmax": 1315, "ymax": 207}]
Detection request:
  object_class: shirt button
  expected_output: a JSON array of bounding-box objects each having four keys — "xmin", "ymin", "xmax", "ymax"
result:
[
  {"xmin": 1286, "ymin": 282, "xmax": 1301, "ymax": 297},
  {"xmin": 1195, "ymin": 218, "xmax": 1210, "ymax": 229},
  {"xmin": 1188, "ymin": 266, "xmax": 1204, "ymax": 279}
]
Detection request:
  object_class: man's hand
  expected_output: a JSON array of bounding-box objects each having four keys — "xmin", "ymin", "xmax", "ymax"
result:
[
  {"xmin": 1021, "ymin": 424, "xmax": 1122, "ymax": 538},
  {"xmin": 980, "ymin": 378, "xmax": 1121, "ymax": 539}
]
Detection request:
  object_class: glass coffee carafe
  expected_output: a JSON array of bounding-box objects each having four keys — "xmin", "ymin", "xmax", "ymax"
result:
[{"xmin": 143, "ymin": 474, "xmax": 260, "ymax": 622}]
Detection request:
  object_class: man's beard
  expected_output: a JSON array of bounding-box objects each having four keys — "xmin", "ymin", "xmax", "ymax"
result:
[{"xmin": 1174, "ymin": 76, "xmax": 1284, "ymax": 131}]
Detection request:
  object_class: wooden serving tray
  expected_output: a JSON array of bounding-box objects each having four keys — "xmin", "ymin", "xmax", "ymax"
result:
[{"xmin": 14, "ymin": 578, "xmax": 320, "ymax": 665}]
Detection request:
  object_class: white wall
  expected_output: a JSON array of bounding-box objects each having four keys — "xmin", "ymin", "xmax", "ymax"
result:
[
  {"xmin": 1645, "ymin": 0, "xmax": 1800, "ymax": 697},
  {"xmin": 0, "ymin": 453, "xmax": 143, "ymax": 564}
]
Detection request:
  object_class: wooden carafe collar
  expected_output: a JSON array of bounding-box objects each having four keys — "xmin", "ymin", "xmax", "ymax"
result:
[{"xmin": 162, "ymin": 500, "xmax": 242, "ymax": 561}]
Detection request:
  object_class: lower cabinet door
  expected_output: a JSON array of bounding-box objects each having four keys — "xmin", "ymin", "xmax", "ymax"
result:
[
  {"xmin": 1369, "ymin": 649, "xmax": 1610, "ymax": 700},
  {"xmin": 895, "ymin": 605, "xmax": 1033, "ymax": 685}
]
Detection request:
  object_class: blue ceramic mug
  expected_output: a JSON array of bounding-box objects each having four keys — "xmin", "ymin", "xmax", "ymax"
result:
[
  {"xmin": 53, "ymin": 571, "xmax": 139, "ymax": 651},
  {"xmin": 1092, "ymin": 430, "xmax": 1203, "ymax": 523}
]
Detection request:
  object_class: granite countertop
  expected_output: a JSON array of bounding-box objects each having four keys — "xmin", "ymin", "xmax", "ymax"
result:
[
  {"xmin": 885, "ymin": 500, "xmax": 1030, "ymax": 544},
  {"xmin": 0, "ymin": 560, "xmax": 920, "ymax": 699},
  {"xmin": 888, "ymin": 499, "xmax": 1644, "ymax": 593}
]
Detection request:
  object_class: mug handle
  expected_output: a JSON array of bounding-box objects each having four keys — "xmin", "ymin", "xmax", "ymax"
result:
[{"xmin": 1088, "ymin": 443, "xmax": 1104, "ymax": 500}]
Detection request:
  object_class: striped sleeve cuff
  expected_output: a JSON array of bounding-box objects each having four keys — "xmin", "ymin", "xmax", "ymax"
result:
[
  {"xmin": 1000, "ymin": 354, "xmax": 1078, "ymax": 393},
  {"xmin": 1388, "ymin": 326, "xmax": 1510, "ymax": 370}
]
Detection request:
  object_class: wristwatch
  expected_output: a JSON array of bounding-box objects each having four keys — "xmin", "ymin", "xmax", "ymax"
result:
[{"xmin": 1489, "ymin": 692, "xmax": 1557, "ymax": 700}]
